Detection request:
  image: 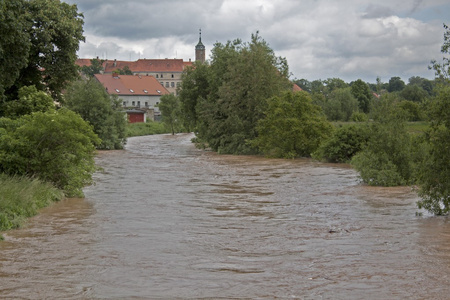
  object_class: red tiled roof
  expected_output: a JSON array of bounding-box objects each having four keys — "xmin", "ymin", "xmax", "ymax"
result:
[
  {"xmin": 293, "ymin": 83, "xmax": 303, "ymax": 92},
  {"xmin": 76, "ymin": 58, "xmax": 194, "ymax": 73},
  {"xmin": 75, "ymin": 58, "xmax": 93, "ymax": 67},
  {"xmin": 94, "ymin": 74, "xmax": 170, "ymax": 96}
]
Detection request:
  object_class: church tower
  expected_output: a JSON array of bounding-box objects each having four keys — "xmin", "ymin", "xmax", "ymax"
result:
[{"xmin": 195, "ymin": 29, "xmax": 205, "ymax": 63}]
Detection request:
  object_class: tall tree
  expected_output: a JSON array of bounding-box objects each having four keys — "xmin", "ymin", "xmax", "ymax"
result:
[
  {"xmin": 182, "ymin": 33, "xmax": 291, "ymax": 154},
  {"xmin": 429, "ymin": 23, "xmax": 450, "ymax": 80},
  {"xmin": 350, "ymin": 79, "xmax": 372, "ymax": 113},
  {"xmin": 81, "ymin": 58, "xmax": 105, "ymax": 77},
  {"xmin": 64, "ymin": 79, "xmax": 127, "ymax": 150},
  {"xmin": 387, "ymin": 76, "xmax": 406, "ymax": 92},
  {"xmin": 158, "ymin": 94, "xmax": 182, "ymax": 135},
  {"xmin": 1, "ymin": 0, "xmax": 84, "ymax": 106}
]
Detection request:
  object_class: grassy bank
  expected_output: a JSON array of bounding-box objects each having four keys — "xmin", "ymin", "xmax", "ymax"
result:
[
  {"xmin": 0, "ymin": 174, "xmax": 64, "ymax": 239},
  {"xmin": 126, "ymin": 121, "xmax": 170, "ymax": 137}
]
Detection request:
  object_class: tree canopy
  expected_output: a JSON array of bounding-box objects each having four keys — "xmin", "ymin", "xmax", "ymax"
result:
[
  {"xmin": 180, "ymin": 33, "xmax": 292, "ymax": 154},
  {"xmin": 0, "ymin": 0, "xmax": 84, "ymax": 106}
]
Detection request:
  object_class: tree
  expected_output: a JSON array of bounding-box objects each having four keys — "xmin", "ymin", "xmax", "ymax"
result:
[
  {"xmin": 400, "ymin": 84, "xmax": 428, "ymax": 103},
  {"xmin": 64, "ymin": 79, "xmax": 127, "ymax": 149},
  {"xmin": 387, "ymin": 76, "xmax": 406, "ymax": 92},
  {"xmin": 0, "ymin": 109, "xmax": 100, "ymax": 197},
  {"xmin": 351, "ymin": 79, "xmax": 372, "ymax": 113},
  {"xmin": 351, "ymin": 105, "xmax": 413, "ymax": 186},
  {"xmin": 325, "ymin": 87, "xmax": 359, "ymax": 121},
  {"xmin": 0, "ymin": 0, "xmax": 30, "ymax": 101},
  {"xmin": 417, "ymin": 85, "xmax": 450, "ymax": 214},
  {"xmin": 2, "ymin": 86, "xmax": 55, "ymax": 119},
  {"xmin": 1, "ymin": 0, "xmax": 84, "ymax": 105},
  {"xmin": 429, "ymin": 23, "xmax": 450, "ymax": 80},
  {"xmin": 158, "ymin": 94, "xmax": 182, "ymax": 135},
  {"xmin": 251, "ymin": 91, "xmax": 333, "ymax": 158},
  {"xmin": 184, "ymin": 33, "xmax": 291, "ymax": 154},
  {"xmin": 179, "ymin": 61, "xmax": 210, "ymax": 131},
  {"xmin": 81, "ymin": 58, "xmax": 105, "ymax": 77}
]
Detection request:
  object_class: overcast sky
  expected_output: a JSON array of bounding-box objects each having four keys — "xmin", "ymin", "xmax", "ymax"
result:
[{"xmin": 66, "ymin": 0, "xmax": 450, "ymax": 83}]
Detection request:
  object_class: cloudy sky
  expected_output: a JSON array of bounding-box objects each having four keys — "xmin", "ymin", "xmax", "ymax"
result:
[{"xmin": 65, "ymin": 0, "xmax": 450, "ymax": 83}]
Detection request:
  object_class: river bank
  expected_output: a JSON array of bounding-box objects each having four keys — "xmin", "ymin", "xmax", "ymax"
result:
[{"xmin": 0, "ymin": 174, "xmax": 64, "ymax": 239}]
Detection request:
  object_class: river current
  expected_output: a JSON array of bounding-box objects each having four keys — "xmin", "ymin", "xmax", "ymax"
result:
[{"xmin": 1, "ymin": 133, "xmax": 449, "ymax": 299}]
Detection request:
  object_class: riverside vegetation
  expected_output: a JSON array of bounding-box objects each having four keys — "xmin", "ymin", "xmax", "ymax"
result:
[{"xmin": 1, "ymin": 2, "xmax": 450, "ymax": 239}]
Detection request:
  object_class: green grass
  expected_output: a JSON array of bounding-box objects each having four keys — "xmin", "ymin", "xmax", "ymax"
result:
[
  {"xmin": 406, "ymin": 121, "xmax": 430, "ymax": 135},
  {"xmin": 0, "ymin": 174, "xmax": 64, "ymax": 237},
  {"xmin": 126, "ymin": 121, "xmax": 171, "ymax": 137}
]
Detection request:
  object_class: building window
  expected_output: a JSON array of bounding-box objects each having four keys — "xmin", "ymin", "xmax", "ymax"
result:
[
  {"xmin": 165, "ymin": 82, "xmax": 169, "ymax": 87},
  {"xmin": 171, "ymin": 74, "xmax": 174, "ymax": 78},
  {"xmin": 156, "ymin": 74, "xmax": 159, "ymax": 78},
  {"xmin": 145, "ymin": 102, "xmax": 149, "ymax": 107},
  {"xmin": 161, "ymin": 74, "xmax": 163, "ymax": 78},
  {"xmin": 137, "ymin": 101, "xmax": 140, "ymax": 107},
  {"xmin": 160, "ymin": 81, "xmax": 164, "ymax": 86},
  {"xmin": 123, "ymin": 101, "xmax": 126, "ymax": 106},
  {"xmin": 171, "ymin": 82, "xmax": 175, "ymax": 87},
  {"xmin": 132, "ymin": 101, "xmax": 135, "ymax": 106}
]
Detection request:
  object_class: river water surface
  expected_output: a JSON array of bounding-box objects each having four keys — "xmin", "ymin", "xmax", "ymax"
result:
[{"xmin": 1, "ymin": 133, "xmax": 449, "ymax": 299}]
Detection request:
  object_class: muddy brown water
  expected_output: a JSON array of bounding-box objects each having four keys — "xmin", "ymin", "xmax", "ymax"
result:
[{"xmin": 1, "ymin": 133, "xmax": 449, "ymax": 299}]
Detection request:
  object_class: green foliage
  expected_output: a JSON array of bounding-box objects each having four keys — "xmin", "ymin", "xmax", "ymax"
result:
[
  {"xmin": 323, "ymin": 88, "xmax": 359, "ymax": 121},
  {"xmin": 158, "ymin": 94, "xmax": 183, "ymax": 135},
  {"xmin": 126, "ymin": 120, "xmax": 169, "ymax": 137},
  {"xmin": 313, "ymin": 124, "xmax": 370, "ymax": 163},
  {"xmin": 0, "ymin": 174, "xmax": 64, "ymax": 232},
  {"xmin": 1, "ymin": 0, "xmax": 84, "ymax": 104},
  {"xmin": 350, "ymin": 79, "xmax": 372, "ymax": 113},
  {"xmin": 2, "ymin": 86, "xmax": 55, "ymax": 118},
  {"xmin": 182, "ymin": 33, "xmax": 291, "ymax": 154},
  {"xmin": 179, "ymin": 62, "xmax": 211, "ymax": 131},
  {"xmin": 417, "ymin": 85, "xmax": 450, "ymax": 214},
  {"xmin": 64, "ymin": 79, "xmax": 127, "ymax": 149},
  {"xmin": 252, "ymin": 91, "xmax": 333, "ymax": 158},
  {"xmin": 397, "ymin": 100, "xmax": 424, "ymax": 121},
  {"xmin": 0, "ymin": 0, "xmax": 30, "ymax": 99},
  {"xmin": 80, "ymin": 58, "xmax": 105, "ymax": 77},
  {"xmin": 400, "ymin": 84, "xmax": 428, "ymax": 103},
  {"xmin": 429, "ymin": 23, "xmax": 450, "ymax": 80},
  {"xmin": 0, "ymin": 109, "xmax": 100, "ymax": 197},
  {"xmin": 351, "ymin": 117, "xmax": 413, "ymax": 186},
  {"xmin": 387, "ymin": 76, "xmax": 406, "ymax": 92},
  {"xmin": 350, "ymin": 111, "xmax": 369, "ymax": 122}
]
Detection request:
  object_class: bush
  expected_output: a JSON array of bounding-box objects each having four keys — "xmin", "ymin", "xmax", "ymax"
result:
[
  {"xmin": 0, "ymin": 109, "xmax": 100, "ymax": 197},
  {"xmin": 313, "ymin": 124, "xmax": 370, "ymax": 163},
  {"xmin": 350, "ymin": 111, "xmax": 369, "ymax": 122},
  {"xmin": 252, "ymin": 91, "xmax": 333, "ymax": 158},
  {"xmin": 126, "ymin": 120, "xmax": 170, "ymax": 137},
  {"xmin": 351, "ymin": 120, "xmax": 413, "ymax": 186}
]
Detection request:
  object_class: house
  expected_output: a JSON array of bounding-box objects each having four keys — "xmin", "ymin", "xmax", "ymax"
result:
[
  {"xmin": 76, "ymin": 31, "xmax": 205, "ymax": 95},
  {"xmin": 94, "ymin": 73, "xmax": 170, "ymax": 121}
]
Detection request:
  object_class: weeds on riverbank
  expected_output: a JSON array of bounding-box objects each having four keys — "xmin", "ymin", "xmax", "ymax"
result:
[
  {"xmin": 126, "ymin": 121, "xmax": 170, "ymax": 137},
  {"xmin": 0, "ymin": 174, "xmax": 64, "ymax": 237}
]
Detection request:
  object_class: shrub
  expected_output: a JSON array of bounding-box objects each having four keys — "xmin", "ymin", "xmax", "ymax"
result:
[
  {"xmin": 0, "ymin": 109, "xmax": 100, "ymax": 197},
  {"xmin": 313, "ymin": 124, "xmax": 370, "ymax": 163}
]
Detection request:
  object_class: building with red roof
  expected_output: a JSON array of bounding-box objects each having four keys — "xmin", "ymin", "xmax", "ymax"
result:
[{"xmin": 94, "ymin": 73, "xmax": 170, "ymax": 121}]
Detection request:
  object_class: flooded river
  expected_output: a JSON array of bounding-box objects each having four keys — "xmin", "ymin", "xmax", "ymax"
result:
[{"xmin": 1, "ymin": 133, "xmax": 449, "ymax": 299}]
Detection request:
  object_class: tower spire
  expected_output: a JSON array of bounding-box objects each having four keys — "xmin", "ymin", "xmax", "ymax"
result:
[{"xmin": 195, "ymin": 28, "xmax": 205, "ymax": 63}]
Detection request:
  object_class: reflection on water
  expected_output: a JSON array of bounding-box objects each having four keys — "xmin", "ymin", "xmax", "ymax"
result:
[{"xmin": 0, "ymin": 133, "xmax": 449, "ymax": 299}]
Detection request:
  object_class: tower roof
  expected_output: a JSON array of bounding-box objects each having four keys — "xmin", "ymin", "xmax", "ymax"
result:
[{"xmin": 196, "ymin": 29, "xmax": 205, "ymax": 49}]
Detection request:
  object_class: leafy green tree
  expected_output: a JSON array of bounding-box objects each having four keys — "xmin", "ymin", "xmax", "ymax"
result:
[
  {"xmin": 179, "ymin": 61, "xmax": 210, "ymax": 131},
  {"xmin": 0, "ymin": 0, "xmax": 30, "ymax": 101},
  {"xmin": 1, "ymin": 0, "xmax": 84, "ymax": 105},
  {"xmin": 0, "ymin": 109, "xmax": 100, "ymax": 197},
  {"xmin": 326, "ymin": 88, "xmax": 359, "ymax": 121},
  {"xmin": 429, "ymin": 23, "xmax": 450, "ymax": 80},
  {"xmin": 188, "ymin": 33, "xmax": 291, "ymax": 154},
  {"xmin": 351, "ymin": 108, "xmax": 413, "ymax": 186},
  {"xmin": 387, "ymin": 76, "xmax": 406, "ymax": 92},
  {"xmin": 158, "ymin": 94, "xmax": 182, "ymax": 135},
  {"xmin": 251, "ymin": 91, "xmax": 333, "ymax": 158},
  {"xmin": 294, "ymin": 78, "xmax": 311, "ymax": 93},
  {"xmin": 417, "ymin": 85, "xmax": 450, "ymax": 214},
  {"xmin": 400, "ymin": 84, "xmax": 428, "ymax": 103},
  {"xmin": 313, "ymin": 124, "xmax": 370, "ymax": 163},
  {"xmin": 81, "ymin": 58, "xmax": 105, "ymax": 77},
  {"xmin": 350, "ymin": 79, "xmax": 372, "ymax": 113},
  {"xmin": 2, "ymin": 86, "xmax": 55, "ymax": 118},
  {"xmin": 64, "ymin": 79, "xmax": 127, "ymax": 149},
  {"xmin": 115, "ymin": 66, "xmax": 133, "ymax": 75}
]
